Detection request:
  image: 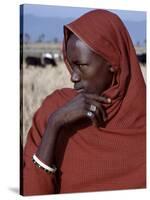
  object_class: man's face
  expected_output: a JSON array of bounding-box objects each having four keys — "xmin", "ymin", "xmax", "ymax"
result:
[{"xmin": 66, "ymin": 34, "xmax": 113, "ymax": 95}]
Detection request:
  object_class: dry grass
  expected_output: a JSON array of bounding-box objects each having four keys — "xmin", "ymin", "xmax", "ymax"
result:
[
  {"xmin": 23, "ymin": 62, "xmax": 73, "ymax": 147},
  {"xmin": 23, "ymin": 62, "xmax": 146, "ymax": 147}
]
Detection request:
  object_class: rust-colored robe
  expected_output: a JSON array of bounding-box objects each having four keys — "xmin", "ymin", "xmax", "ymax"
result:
[{"xmin": 22, "ymin": 9, "xmax": 146, "ymax": 196}]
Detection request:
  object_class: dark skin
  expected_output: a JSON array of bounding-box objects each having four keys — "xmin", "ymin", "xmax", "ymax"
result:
[
  {"xmin": 67, "ymin": 34, "xmax": 113, "ymax": 95},
  {"xmin": 36, "ymin": 34, "xmax": 114, "ymax": 166}
]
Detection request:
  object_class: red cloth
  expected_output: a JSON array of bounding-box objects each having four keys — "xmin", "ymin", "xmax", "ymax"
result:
[{"xmin": 23, "ymin": 9, "xmax": 146, "ymax": 195}]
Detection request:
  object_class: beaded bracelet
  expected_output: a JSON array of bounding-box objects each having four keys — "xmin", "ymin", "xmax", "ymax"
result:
[{"xmin": 32, "ymin": 154, "xmax": 57, "ymax": 174}]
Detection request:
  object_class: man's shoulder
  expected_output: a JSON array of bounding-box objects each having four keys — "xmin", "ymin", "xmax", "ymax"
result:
[
  {"xmin": 56, "ymin": 87, "xmax": 76, "ymax": 98},
  {"xmin": 43, "ymin": 88, "xmax": 76, "ymax": 106}
]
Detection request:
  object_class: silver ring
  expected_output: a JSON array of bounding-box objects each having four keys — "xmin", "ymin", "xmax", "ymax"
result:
[
  {"xmin": 86, "ymin": 111, "xmax": 93, "ymax": 118},
  {"xmin": 89, "ymin": 104, "xmax": 97, "ymax": 112}
]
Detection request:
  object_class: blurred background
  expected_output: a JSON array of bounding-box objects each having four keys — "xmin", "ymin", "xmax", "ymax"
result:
[{"xmin": 20, "ymin": 4, "xmax": 146, "ymax": 147}]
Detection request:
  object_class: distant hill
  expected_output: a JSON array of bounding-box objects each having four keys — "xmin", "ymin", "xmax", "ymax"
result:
[
  {"xmin": 21, "ymin": 14, "xmax": 146, "ymax": 45},
  {"xmin": 123, "ymin": 20, "xmax": 146, "ymax": 45}
]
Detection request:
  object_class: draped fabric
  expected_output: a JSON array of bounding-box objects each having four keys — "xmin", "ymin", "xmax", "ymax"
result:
[
  {"xmin": 63, "ymin": 9, "xmax": 146, "ymax": 128},
  {"xmin": 23, "ymin": 9, "xmax": 146, "ymax": 196}
]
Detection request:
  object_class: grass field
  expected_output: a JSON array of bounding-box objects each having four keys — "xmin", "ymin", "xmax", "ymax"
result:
[
  {"xmin": 23, "ymin": 61, "xmax": 73, "ymax": 146},
  {"xmin": 23, "ymin": 43, "xmax": 146, "ymax": 145},
  {"xmin": 22, "ymin": 58, "xmax": 146, "ymax": 147}
]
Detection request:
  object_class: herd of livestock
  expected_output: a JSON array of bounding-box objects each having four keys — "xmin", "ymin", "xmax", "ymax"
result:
[
  {"xmin": 25, "ymin": 52, "xmax": 63, "ymax": 68},
  {"xmin": 24, "ymin": 52, "xmax": 146, "ymax": 68}
]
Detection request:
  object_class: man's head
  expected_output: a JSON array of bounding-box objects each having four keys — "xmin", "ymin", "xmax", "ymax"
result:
[{"xmin": 66, "ymin": 33, "xmax": 114, "ymax": 95}]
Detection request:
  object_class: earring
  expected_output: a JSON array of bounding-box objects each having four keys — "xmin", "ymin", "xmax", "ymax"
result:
[{"xmin": 109, "ymin": 67, "xmax": 115, "ymax": 72}]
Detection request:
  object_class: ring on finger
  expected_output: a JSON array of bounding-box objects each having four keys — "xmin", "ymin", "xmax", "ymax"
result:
[
  {"xmin": 86, "ymin": 111, "xmax": 94, "ymax": 118},
  {"xmin": 89, "ymin": 104, "xmax": 97, "ymax": 112}
]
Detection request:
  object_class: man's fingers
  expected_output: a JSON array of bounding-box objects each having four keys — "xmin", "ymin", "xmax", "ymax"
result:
[
  {"xmin": 85, "ymin": 102, "xmax": 107, "ymax": 127},
  {"xmin": 84, "ymin": 93, "xmax": 111, "ymax": 104},
  {"xmin": 86, "ymin": 100, "xmax": 107, "ymax": 122},
  {"xmin": 86, "ymin": 111, "xmax": 99, "ymax": 127},
  {"xmin": 98, "ymin": 105, "xmax": 107, "ymax": 122}
]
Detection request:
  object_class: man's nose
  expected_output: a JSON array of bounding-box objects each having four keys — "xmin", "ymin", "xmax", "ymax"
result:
[{"xmin": 71, "ymin": 71, "xmax": 81, "ymax": 83}]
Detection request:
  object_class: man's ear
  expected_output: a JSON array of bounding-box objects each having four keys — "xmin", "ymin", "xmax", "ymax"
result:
[{"xmin": 106, "ymin": 63, "xmax": 115, "ymax": 73}]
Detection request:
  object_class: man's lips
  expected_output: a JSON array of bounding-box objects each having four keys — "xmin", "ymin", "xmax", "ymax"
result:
[
  {"xmin": 74, "ymin": 87, "xmax": 85, "ymax": 93},
  {"xmin": 76, "ymin": 88, "xmax": 85, "ymax": 93}
]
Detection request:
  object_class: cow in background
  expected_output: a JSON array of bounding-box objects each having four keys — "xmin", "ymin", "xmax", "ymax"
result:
[
  {"xmin": 137, "ymin": 53, "xmax": 146, "ymax": 66},
  {"xmin": 25, "ymin": 56, "xmax": 44, "ymax": 68},
  {"xmin": 25, "ymin": 53, "xmax": 57, "ymax": 68},
  {"xmin": 41, "ymin": 53, "xmax": 57, "ymax": 67}
]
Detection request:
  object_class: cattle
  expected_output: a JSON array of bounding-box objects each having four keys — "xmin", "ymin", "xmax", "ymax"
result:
[
  {"xmin": 42, "ymin": 57, "xmax": 57, "ymax": 67},
  {"xmin": 41, "ymin": 53, "xmax": 57, "ymax": 67},
  {"xmin": 25, "ymin": 53, "xmax": 57, "ymax": 68},
  {"xmin": 25, "ymin": 56, "xmax": 45, "ymax": 68},
  {"xmin": 137, "ymin": 53, "xmax": 146, "ymax": 65}
]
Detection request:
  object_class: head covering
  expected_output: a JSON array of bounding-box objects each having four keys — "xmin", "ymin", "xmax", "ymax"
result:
[
  {"xmin": 22, "ymin": 10, "xmax": 146, "ymax": 195},
  {"xmin": 61, "ymin": 9, "xmax": 146, "ymax": 189},
  {"xmin": 63, "ymin": 9, "xmax": 146, "ymax": 129}
]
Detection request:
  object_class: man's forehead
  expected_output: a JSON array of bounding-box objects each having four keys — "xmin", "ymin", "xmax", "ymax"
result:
[
  {"xmin": 68, "ymin": 34, "xmax": 89, "ymax": 50},
  {"xmin": 67, "ymin": 35, "xmax": 92, "ymax": 59}
]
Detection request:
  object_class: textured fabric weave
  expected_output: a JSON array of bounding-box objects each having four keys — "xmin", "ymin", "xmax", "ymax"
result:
[{"xmin": 23, "ymin": 9, "xmax": 146, "ymax": 195}]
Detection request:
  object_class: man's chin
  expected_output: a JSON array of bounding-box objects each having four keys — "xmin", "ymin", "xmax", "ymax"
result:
[
  {"xmin": 75, "ymin": 88, "xmax": 100, "ymax": 95},
  {"xmin": 86, "ymin": 90, "xmax": 100, "ymax": 94}
]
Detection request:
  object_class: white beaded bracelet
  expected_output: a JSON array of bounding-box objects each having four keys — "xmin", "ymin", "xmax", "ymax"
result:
[{"xmin": 32, "ymin": 154, "xmax": 57, "ymax": 173}]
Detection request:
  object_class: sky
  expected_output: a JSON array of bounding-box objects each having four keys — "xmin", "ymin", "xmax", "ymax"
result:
[
  {"xmin": 23, "ymin": 4, "xmax": 146, "ymax": 21},
  {"xmin": 21, "ymin": 4, "xmax": 146, "ymax": 45}
]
